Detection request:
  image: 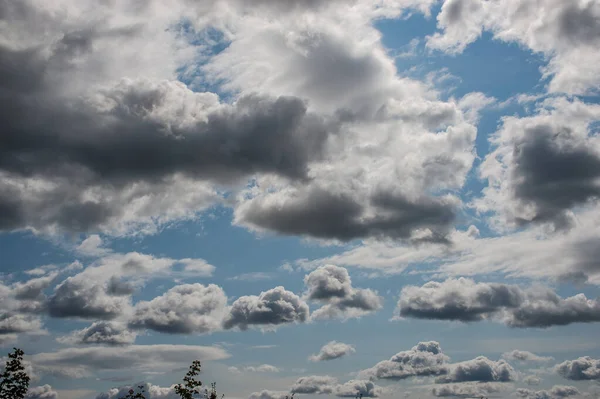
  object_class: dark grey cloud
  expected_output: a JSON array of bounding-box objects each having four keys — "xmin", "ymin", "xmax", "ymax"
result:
[
  {"xmin": 129, "ymin": 284, "xmax": 227, "ymax": 334},
  {"xmin": 237, "ymin": 187, "xmax": 456, "ymax": 243},
  {"xmin": 516, "ymin": 385, "xmax": 581, "ymax": 399},
  {"xmin": 360, "ymin": 341, "xmax": 449, "ymax": 380},
  {"xmin": 510, "ymin": 125, "xmax": 600, "ymax": 229},
  {"xmin": 431, "ymin": 382, "xmax": 506, "ymax": 398},
  {"xmin": 0, "ymin": 15, "xmax": 341, "ymax": 235},
  {"xmin": 57, "ymin": 321, "xmax": 137, "ymax": 346},
  {"xmin": 304, "ymin": 265, "xmax": 383, "ymax": 320},
  {"xmin": 555, "ymin": 356, "xmax": 600, "ymax": 381},
  {"xmin": 223, "ymin": 286, "xmax": 309, "ymax": 330},
  {"xmin": 397, "ymin": 278, "xmax": 523, "ymax": 322},
  {"xmin": 106, "ymin": 277, "xmax": 135, "ymax": 296},
  {"xmin": 309, "ymin": 341, "xmax": 355, "ymax": 362},
  {"xmin": 24, "ymin": 385, "xmax": 58, "ymax": 399},
  {"xmin": 435, "ymin": 356, "xmax": 517, "ymax": 383},
  {"xmin": 47, "ymin": 277, "xmax": 130, "ymax": 320},
  {"xmin": 397, "ymin": 278, "xmax": 600, "ymax": 328}
]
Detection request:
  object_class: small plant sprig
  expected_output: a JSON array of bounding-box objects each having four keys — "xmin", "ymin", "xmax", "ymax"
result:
[
  {"xmin": 174, "ymin": 360, "xmax": 204, "ymax": 399},
  {"xmin": 0, "ymin": 348, "xmax": 30, "ymax": 399}
]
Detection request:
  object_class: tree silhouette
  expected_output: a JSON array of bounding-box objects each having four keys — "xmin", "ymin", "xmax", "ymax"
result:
[{"xmin": 0, "ymin": 348, "xmax": 30, "ymax": 399}]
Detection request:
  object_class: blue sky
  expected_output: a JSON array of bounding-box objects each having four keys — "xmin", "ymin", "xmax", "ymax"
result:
[{"xmin": 2, "ymin": 1, "xmax": 600, "ymax": 399}]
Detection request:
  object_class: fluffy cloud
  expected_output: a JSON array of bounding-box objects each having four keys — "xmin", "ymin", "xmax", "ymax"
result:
[
  {"xmin": 426, "ymin": 0, "xmax": 600, "ymax": 95},
  {"xmin": 223, "ymin": 286, "xmax": 309, "ymax": 330},
  {"xmin": 476, "ymin": 97, "xmax": 600, "ymax": 231},
  {"xmin": 309, "ymin": 341, "xmax": 356, "ymax": 362},
  {"xmin": 248, "ymin": 391, "xmax": 289, "ymax": 399},
  {"xmin": 31, "ymin": 345, "xmax": 229, "ymax": 378},
  {"xmin": 129, "ymin": 284, "xmax": 227, "ymax": 334},
  {"xmin": 436, "ymin": 356, "xmax": 517, "ymax": 383},
  {"xmin": 396, "ymin": 278, "xmax": 600, "ymax": 328},
  {"xmin": 289, "ymin": 376, "xmax": 384, "ymax": 397},
  {"xmin": 0, "ymin": 0, "xmax": 476, "ymax": 242},
  {"xmin": 516, "ymin": 385, "xmax": 581, "ymax": 399},
  {"xmin": 360, "ymin": 341, "xmax": 449, "ymax": 380},
  {"xmin": 291, "ymin": 376, "xmax": 337, "ymax": 394},
  {"xmin": 25, "ymin": 385, "xmax": 58, "ymax": 399},
  {"xmin": 47, "ymin": 277, "xmax": 131, "ymax": 320},
  {"xmin": 334, "ymin": 380, "xmax": 383, "ymax": 398},
  {"xmin": 431, "ymin": 382, "xmax": 508, "ymax": 397},
  {"xmin": 555, "ymin": 357, "xmax": 600, "ymax": 381},
  {"xmin": 502, "ymin": 350, "xmax": 553, "ymax": 363},
  {"xmin": 96, "ymin": 382, "xmax": 179, "ymax": 399},
  {"xmin": 57, "ymin": 321, "xmax": 136, "ymax": 345},
  {"xmin": 304, "ymin": 265, "xmax": 383, "ymax": 320}
]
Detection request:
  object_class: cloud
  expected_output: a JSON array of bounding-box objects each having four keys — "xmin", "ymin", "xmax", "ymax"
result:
[
  {"xmin": 360, "ymin": 341, "xmax": 449, "ymax": 380},
  {"xmin": 57, "ymin": 321, "xmax": 137, "ymax": 346},
  {"xmin": 396, "ymin": 278, "xmax": 600, "ymax": 328},
  {"xmin": 25, "ymin": 385, "xmax": 58, "ymax": 399},
  {"xmin": 31, "ymin": 345, "xmax": 230, "ymax": 379},
  {"xmin": 516, "ymin": 385, "xmax": 581, "ymax": 399},
  {"xmin": 436, "ymin": 356, "xmax": 517, "ymax": 383},
  {"xmin": 431, "ymin": 382, "xmax": 508, "ymax": 397},
  {"xmin": 248, "ymin": 391, "xmax": 290, "ymax": 399},
  {"xmin": 223, "ymin": 286, "xmax": 309, "ymax": 331},
  {"xmin": 289, "ymin": 376, "xmax": 383, "ymax": 397},
  {"xmin": 476, "ymin": 97, "xmax": 600, "ymax": 231},
  {"xmin": 47, "ymin": 277, "xmax": 131, "ymax": 320},
  {"xmin": 426, "ymin": 0, "xmax": 600, "ymax": 95},
  {"xmin": 555, "ymin": 357, "xmax": 600, "ymax": 381},
  {"xmin": 75, "ymin": 235, "xmax": 112, "ymax": 257},
  {"xmin": 304, "ymin": 265, "xmax": 383, "ymax": 321},
  {"xmin": 502, "ymin": 350, "xmax": 553, "ymax": 363},
  {"xmin": 229, "ymin": 364, "xmax": 280, "ymax": 373},
  {"xmin": 129, "ymin": 284, "xmax": 227, "ymax": 334},
  {"xmin": 309, "ymin": 341, "xmax": 356, "ymax": 362},
  {"xmin": 524, "ymin": 375, "xmax": 542, "ymax": 386},
  {"xmin": 291, "ymin": 376, "xmax": 337, "ymax": 394},
  {"xmin": 96, "ymin": 382, "xmax": 179, "ymax": 399},
  {"xmin": 333, "ymin": 380, "xmax": 383, "ymax": 398}
]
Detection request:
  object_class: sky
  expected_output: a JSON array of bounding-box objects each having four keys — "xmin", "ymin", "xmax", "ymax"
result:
[{"xmin": 1, "ymin": 1, "xmax": 600, "ymax": 399}]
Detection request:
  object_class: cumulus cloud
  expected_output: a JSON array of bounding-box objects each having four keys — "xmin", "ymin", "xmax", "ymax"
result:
[
  {"xmin": 57, "ymin": 321, "xmax": 137, "ymax": 346},
  {"xmin": 304, "ymin": 265, "xmax": 383, "ymax": 320},
  {"xmin": 436, "ymin": 356, "xmax": 517, "ymax": 383},
  {"xmin": 129, "ymin": 284, "xmax": 227, "ymax": 334},
  {"xmin": 248, "ymin": 391, "xmax": 290, "ymax": 399},
  {"xmin": 291, "ymin": 376, "xmax": 337, "ymax": 394},
  {"xmin": 555, "ymin": 357, "xmax": 600, "ymax": 381},
  {"xmin": 426, "ymin": 0, "xmax": 600, "ymax": 95},
  {"xmin": 431, "ymin": 382, "xmax": 508, "ymax": 397},
  {"xmin": 516, "ymin": 385, "xmax": 581, "ymax": 399},
  {"xmin": 476, "ymin": 97, "xmax": 600, "ymax": 231},
  {"xmin": 396, "ymin": 278, "xmax": 600, "ymax": 328},
  {"xmin": 95, "ymin": 382, "xmax": 178, "ymax": 399},
  {"xmin": 360, "ymin": 341, "xmax": 449, "ymax": 380},
  {"xmin": 25, "ymin": 385, "xmax": 58, "ymax": 399},
  {"xmin": 309, "ymin": 341, "xmax": 356, "ymax": 362},
  {"xmin": 31, "ymin": 345, "xmax": 229, "ymax": 379},
  {"xmin": 502, "ymin": 350, "xmax": 553, "ymax": 363},
  {"xmin": 289, "ymin": 376, "xmax": 383, "ymax": 397},
  {"xmin": 223, "ymin": 286, "xmax": 309, "ymax": 330}
]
